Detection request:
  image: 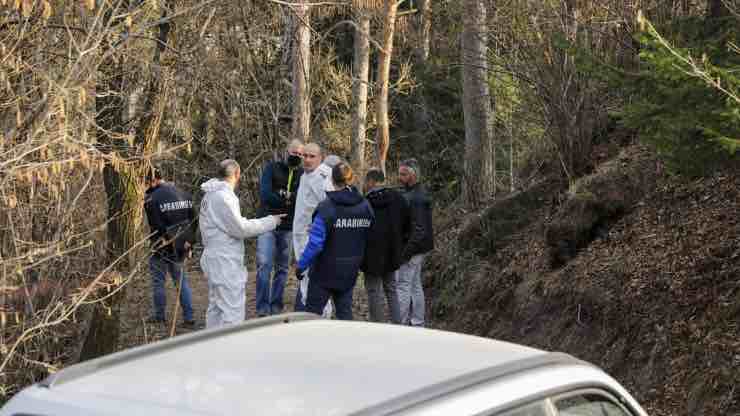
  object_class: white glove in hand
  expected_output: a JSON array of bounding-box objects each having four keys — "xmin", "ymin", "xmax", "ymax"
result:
[{"xmin": 273, "ymin": 214, "xmax": 287, "ymax": 227}]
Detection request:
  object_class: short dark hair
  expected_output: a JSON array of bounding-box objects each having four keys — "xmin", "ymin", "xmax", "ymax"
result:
[
  {"xmin": 400, "ymin": 158, "xmax": 421, "ymax": 179},
  {"xmin": 365, "ymin": 168, "xmax": 385, "ymax": 184}
]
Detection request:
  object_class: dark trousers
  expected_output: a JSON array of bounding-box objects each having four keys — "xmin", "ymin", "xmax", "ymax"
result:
[
  {"xmin": 293, "ymin": 288, "xmax": 306, "ymax": 312},
  {"xmin": 306, "ymin": 281, "xmax": 353, "ymax": 320}
]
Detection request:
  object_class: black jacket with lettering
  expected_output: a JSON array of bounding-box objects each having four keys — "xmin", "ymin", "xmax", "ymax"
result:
[
  {"xmin": 361, "ymin": 186, "xmax": 410, "ymax": 276},
  {"xmin": 144, "ymin": 182, "xmax": 196, "ymax": 260},
  {"xmin": 310, "ymin": 187, "xmax": 374, "ymax": 291},
  {"xmin": 400, "ymin": 183, "xmax": 434, "ymax": 262}
]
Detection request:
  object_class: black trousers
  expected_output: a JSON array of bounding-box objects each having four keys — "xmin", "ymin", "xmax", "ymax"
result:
[{"xmin": 306, "ymin": 281, "xmax": 354, "ymax": 320}]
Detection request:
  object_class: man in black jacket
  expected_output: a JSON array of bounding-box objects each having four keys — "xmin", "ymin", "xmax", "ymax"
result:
[
  {"xmin": 143, "ymin": 166, "xmax": 196, "ymax": 328},
  {"xmin": 361, "ymin": 168, "xmax": 410, "ymax": 323},
  {"xmin": 397, "ymin": 158, "xmax": 434, "ymax": 327},
  {"xmin": 255, "ymin": 140, "xmax": 304, "ymax": 316}
]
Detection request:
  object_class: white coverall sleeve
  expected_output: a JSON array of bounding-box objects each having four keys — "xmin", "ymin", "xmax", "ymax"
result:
[
  {"xmin": 292, "ymin": 178, "xmax": 312, "ymax": 260},
  {"xmin": 291, "ymin": 170, "xmax": 334, "ymax": 317},
  {"xmin": 217, "ymin": 193, "xmax": 278, "ymax": 239},
  {"xmin": 292, "ymin": 172, "xmax": 328, "ymax": 260}
]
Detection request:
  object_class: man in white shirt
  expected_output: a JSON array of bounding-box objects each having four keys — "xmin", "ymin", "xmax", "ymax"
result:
[
  {"xmin": 292, "ymin": 143, "xmax": 337, "ymax": 313},
  {"xmin": 199, "ymin": 159, "xmax": 284, "ymax": 328}
]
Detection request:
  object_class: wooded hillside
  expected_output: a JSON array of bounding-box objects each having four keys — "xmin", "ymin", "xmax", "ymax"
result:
[{"xmin": 0, "ymin": 0, "xmax": 737, "ymax": 409}]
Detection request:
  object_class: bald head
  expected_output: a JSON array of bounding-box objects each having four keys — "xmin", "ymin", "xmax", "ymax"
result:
[
  {"xmin": 304, "ymin": 143, "xmax": 322, "ymax": 156},
  {"xmin": 302, "ymin": 143, "xmax": 323, "ymax": 172}
]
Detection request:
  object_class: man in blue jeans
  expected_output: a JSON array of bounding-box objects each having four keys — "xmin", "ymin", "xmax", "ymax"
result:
[
  {"xmin": 256, "ymin": 140, "xmax": 304, "ymax": 317},
  {"xmin": 144, "ymin": 166, "xmax": 196, "ymax": 328}
]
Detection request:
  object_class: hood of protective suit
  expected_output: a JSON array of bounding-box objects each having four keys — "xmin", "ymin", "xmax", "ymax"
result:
[
  {"xmin": 319, "ymin": 163, "xmax": 334, "ymax": 192},
  {"xmin": 201, "ymin": 178, "xmax": 232, "ymax": 194}
]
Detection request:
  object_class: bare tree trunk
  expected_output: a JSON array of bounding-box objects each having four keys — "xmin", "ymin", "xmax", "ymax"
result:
[
  {"xmin": 412, "ymin": 0, "xmax": 432, "ymax": 136},
  {"xmin": 707, "ymin": 0, "xmax": 730, "ymax": 18},
  {"xmin": 461, "ymin": 0, "xmax": 494, "ymax": 208},
  {"xmin": 413, "ymin": 0, "xmax": 432, "ymax": 65},
  {"xmin": 80, "ymin": 2, "xmax": 171, "ymax": 361},
  {"xmin": 351, "ymin": 11, "xmax": 371, "ymax": 174},
  {"xmin": 375, "ymin": 0, "xmax": 400, "ymax": 174},
  {"xmin": 291, "ymin": 0, "xmax": 312, "ymax": 143}
]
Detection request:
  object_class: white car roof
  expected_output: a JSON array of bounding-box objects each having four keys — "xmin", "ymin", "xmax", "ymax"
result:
[{"xmin": 7, "ymin": 314, "xmax": 586, "ymax": 416}]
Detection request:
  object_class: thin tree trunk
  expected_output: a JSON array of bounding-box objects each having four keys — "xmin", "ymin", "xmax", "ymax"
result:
[
  {"xmin": 412, "ymin": 0, "xmax": 432, "ymax": 136},
  {"xmin": 80, "ymin": 52, "xmax": 127, "ymax": 360},
  {"xmin": 461, "ymin": 0, "xmax": 494, "ymax": 208},
  {"xmin": 291, "ymin": 0, "xmax": 311, "ymax": 143},
  {"xmin": 375, "ymin": 0, "xmax": 400, "ymax": 174},
  {"xmin": 413, "ymin": 0, "xmax": 432, "ymax": 65},
  {"xmin": 80, "ymin": 2, "xmax": 171, "ymax": 361},
  {"xmin": 707, "ymin": 0, "xmax": 731, "ymax": 19},
  {"xmin": 351, "ymin": 11, "xmax": 371, "ymax": 174}
]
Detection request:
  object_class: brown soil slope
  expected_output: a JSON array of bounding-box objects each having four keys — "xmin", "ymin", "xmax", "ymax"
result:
[{"xmin": 427, "ymin": 147, "xmax": 739, "ymax": 415}]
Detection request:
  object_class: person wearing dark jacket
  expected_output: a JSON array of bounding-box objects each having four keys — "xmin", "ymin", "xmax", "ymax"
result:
[
  {"xmin": 361, "ymin": 168, "xmax": 410, "ymax": 323},
  {"xmin": 255, "ymin": 140, "xmax": 304, "ymax": 317},
  {"xmin": 397, "ymin": 158, "xmax": 434, "ymax": 327},
  {"xmin": 296, "ymin": 162, "xmax": 374, "ymax": 320},
  {"xmin": 143, "ymin": 166, "xmax": 197, "ymax": 327}
]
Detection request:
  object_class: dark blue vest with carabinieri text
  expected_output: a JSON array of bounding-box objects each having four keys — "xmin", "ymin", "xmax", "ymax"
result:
[{"xmin": 310, "ymin": 187, "xmax": 374, "ymax": 291}]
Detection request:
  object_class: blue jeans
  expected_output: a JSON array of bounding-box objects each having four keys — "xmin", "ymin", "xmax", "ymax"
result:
[
  {"xmin": 256, "ymin": 229, "xmax": 292, "ymax": 315},
  {"xmin": 149, "ymin": 255, "xmax": 194, "ymax": 322}
]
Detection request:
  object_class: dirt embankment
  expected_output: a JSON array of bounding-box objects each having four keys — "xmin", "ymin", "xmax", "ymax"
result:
[{"xmin": 427, "ymin": 146, "xmax": 740, "ymax": 415}]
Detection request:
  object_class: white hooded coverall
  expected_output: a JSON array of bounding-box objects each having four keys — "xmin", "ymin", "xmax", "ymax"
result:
[
  {"xmin": 292, "ymin": 163, "xmax": 334, "ymax": 316},
  {"xmin": 199, "ymin": 179, "xmax": 278, "ymax": 328}
]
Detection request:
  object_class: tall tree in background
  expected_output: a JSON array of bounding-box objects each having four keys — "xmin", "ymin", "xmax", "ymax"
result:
[
  {"xmin": 80, "ymin": 0, "xmax": 172, "ymax": 360},
  {"xmin": 707, "ymin": 0, "xmax": 732, "ymax": 18},
  {"xmin": 413, "ymin": 0, "xmax": 432, "ymax": 64},
  {"xmin": 291, "ymin": 0, "xmax": 312, "ymax": 143},
  {"xmin": 461, "ymin": 0, "xmax": 494, "ymax": 207},
  {"xmin": 412, "ymin": 0, "xmax": 432, "ymax": 134},
  {"xmin": 351, "ymin": 7, "xmax": 371, "ymax": 173},
  {"xmin": 375, "ymin": 0, "xmax": 402, "ymax": 173}
]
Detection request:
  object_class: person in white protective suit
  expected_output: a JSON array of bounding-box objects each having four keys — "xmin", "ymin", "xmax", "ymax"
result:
[
  {"xmin": 292, "ymin": 144, "xmax": 342, "ymax": 315},
  {"xmin": 199, "ymin": 159, "xmax": 285, "ymax": 328}
]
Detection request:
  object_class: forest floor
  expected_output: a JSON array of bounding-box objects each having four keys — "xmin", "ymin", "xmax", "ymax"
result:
[
  {"xmin": 426, "ymin": 146, "xmax": 740, "ymax": 415},
  {"xmin": 118, "ymin": 255, "xmax": 371, "ymax": 350}
]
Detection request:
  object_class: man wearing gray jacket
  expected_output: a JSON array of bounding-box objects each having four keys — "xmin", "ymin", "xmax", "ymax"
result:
[
  {"xmin": 397, "ymin": 159, "xmax": 434, "ymax": 327},
  {"xmin": 291, "ymin": 144, "xmax": 341, "ymax": 314},
  {"xmin": 199, "ymin": 159, "xmax": 284, "ymax": 328}
]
